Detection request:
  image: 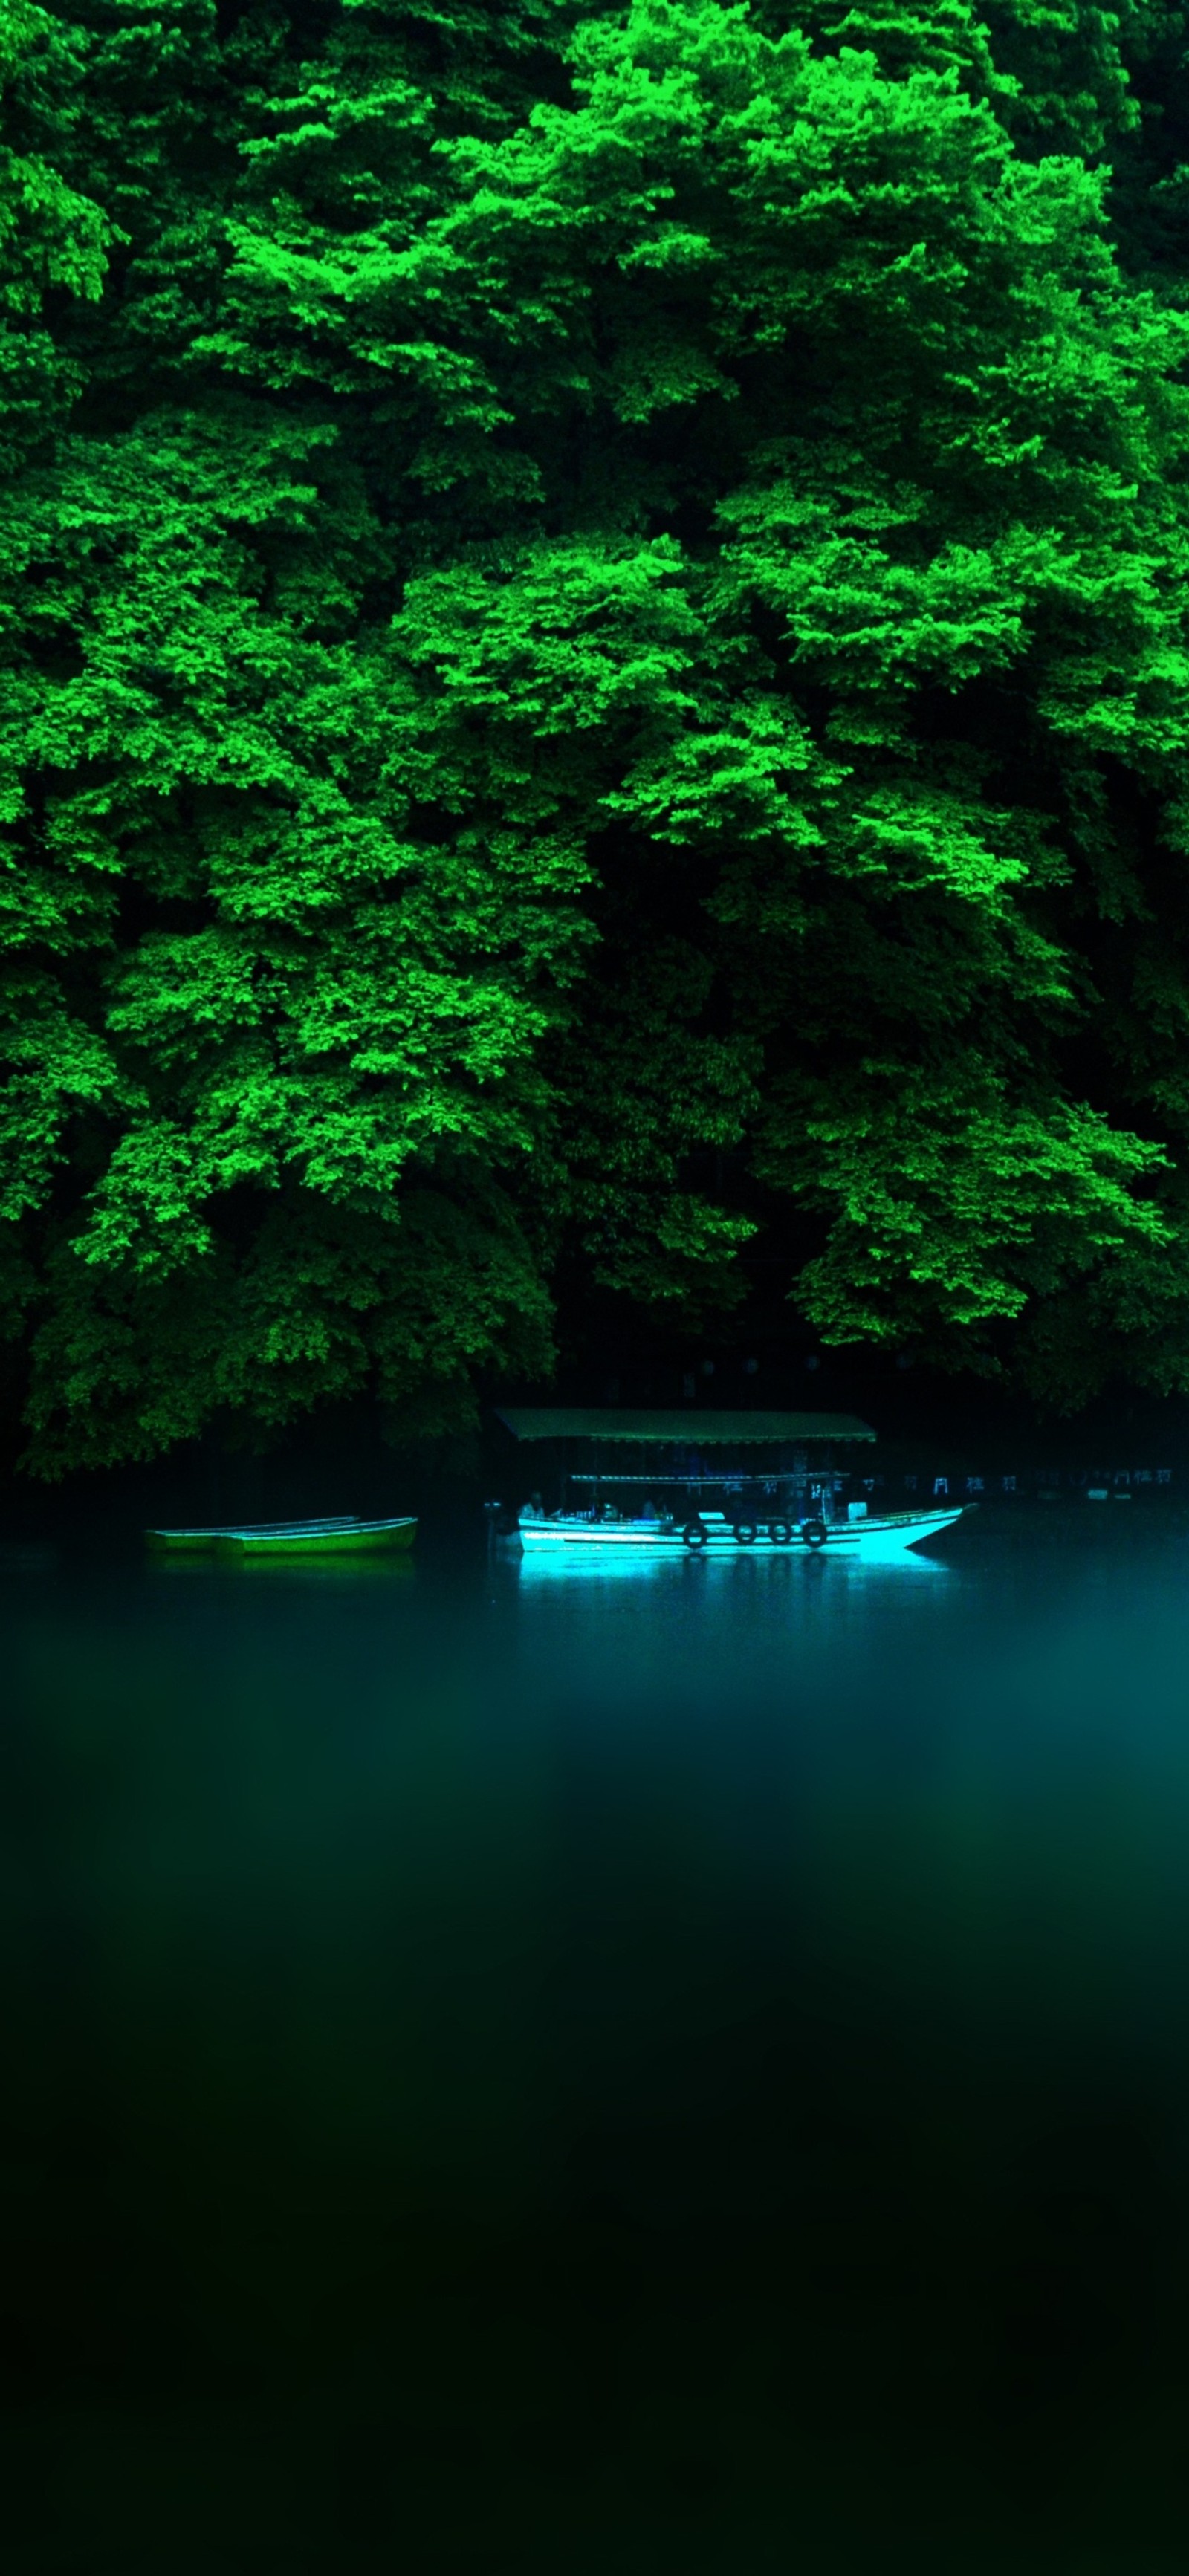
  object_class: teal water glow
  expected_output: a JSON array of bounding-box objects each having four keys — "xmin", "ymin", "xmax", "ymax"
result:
[{"xmin": 3, "ymin": 1521, "xmax": 1188, "ymax": 2572}]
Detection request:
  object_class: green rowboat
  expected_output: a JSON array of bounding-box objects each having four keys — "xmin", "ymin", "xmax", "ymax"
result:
[
  {"xmin": 217, "ymin": 1518, "xmax": 416, "ymax": 1557},
  {"xmin": 147, "ymin": 1516, "xmax": 416, "ymax": 1557}
]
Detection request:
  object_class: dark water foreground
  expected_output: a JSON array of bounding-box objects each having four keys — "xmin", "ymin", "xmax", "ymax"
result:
[{"xmin": 3, "ymin": 1516, "xmax": 1189, "ymax": 2573}]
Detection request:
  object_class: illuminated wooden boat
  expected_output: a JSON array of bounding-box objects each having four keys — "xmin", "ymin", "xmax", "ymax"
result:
[
  {"xmin": 513, "ymin": 1505, "xmax": 963, "ymax": 1555},
  {"xmin": 146, "ymin": 1516, "xmax": 416, "ymax": 1556},
  {"xmin": 493, "ymin": 1409, "xmax": 965, "ymax": 1558}
]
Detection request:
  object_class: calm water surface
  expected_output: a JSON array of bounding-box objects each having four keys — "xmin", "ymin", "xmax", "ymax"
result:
[{"xmin": 3, "ymin": 1516, "xmax": 1189, "ymax": 2572}]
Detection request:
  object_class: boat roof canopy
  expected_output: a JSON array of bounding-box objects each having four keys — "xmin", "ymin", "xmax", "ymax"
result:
[{"xmin": 494, "ymin": 1407, "xmax": 876, "ymax": 1444}]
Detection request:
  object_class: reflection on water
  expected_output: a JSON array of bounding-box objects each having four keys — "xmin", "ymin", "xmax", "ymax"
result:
[
  {"xmin": 2, "ymin": 1516, "xmax": 1188, "ymax": 2571},
  {"xmin": 512, "ymin": 1542, "xmax": 954, "ymax": 1583},
  {"xmin": 151, "ymin": 1552, "xmax": 418, "ymax": 1588}
]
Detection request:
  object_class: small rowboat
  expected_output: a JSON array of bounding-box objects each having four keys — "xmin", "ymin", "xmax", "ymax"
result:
[
  {"xmin": 146, "ymin": 1516, "xmax": 416, "ymax": 1557},
  {"xmin": 218, "ymin": 1518, "xmax": 416, "ymax": 1557}
]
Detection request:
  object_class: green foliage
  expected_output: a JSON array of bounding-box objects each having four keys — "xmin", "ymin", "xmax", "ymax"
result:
[{"xmin": 7, "ymin": 0, "xmax": 1189, "ymax": 1464}]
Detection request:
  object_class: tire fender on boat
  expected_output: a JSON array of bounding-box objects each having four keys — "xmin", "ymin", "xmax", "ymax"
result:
[
  {"xmin": 800, "ymin": 1516, "xmax": 829, "ymax": 1549},
  {"xmin": 768, "ymin": 1520, "xmax": 793, "ymax": 1545},
  {"xmin": 682, "ymin": 1521, "xmax": 708, "ymax": 1549},
  {"xmin": 733, "ymin": 1521, "xmax": 758, "ymax": 1545}
]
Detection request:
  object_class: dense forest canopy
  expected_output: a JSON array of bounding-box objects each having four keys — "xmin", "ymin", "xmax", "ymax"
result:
[{"xmin": 6, "ymin": 0, "xmax": 1189, "ymax": 1468}]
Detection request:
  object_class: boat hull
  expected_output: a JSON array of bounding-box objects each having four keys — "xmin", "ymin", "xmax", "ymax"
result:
[
  {"xmin": 215, "ymin": 1519, "xmax": 418, "ymax": 1557},
  {"xmin": 514, "ymin": 1508, "xmax": 963, "ymax": 1556},
  {"xmin": 146, "ymin": 1518, "xmax": 360, "ymax": 1554},
  {"xmin": 147, "ymin": 1517, "xmax": 416, "ymax": 1557}
]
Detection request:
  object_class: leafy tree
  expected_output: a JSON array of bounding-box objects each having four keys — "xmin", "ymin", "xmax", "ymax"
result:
[
  {"xmin": 7, "ymin": 0, "xmax": 1189, "ymax": 1467},
  {"xmin": 1, "ymin": 1, "xmax": 583, "ymax": 1468}
]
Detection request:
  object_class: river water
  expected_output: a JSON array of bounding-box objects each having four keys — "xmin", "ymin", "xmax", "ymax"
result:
[{"xmin": 3, "ymin": 1512, "xmax": 1189, "ymax": 2572}]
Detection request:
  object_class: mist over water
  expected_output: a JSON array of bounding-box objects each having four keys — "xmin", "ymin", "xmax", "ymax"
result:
[{"xmin": 3, "ymin": 1521, "xmax": 1189, "ymax": 2572}]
